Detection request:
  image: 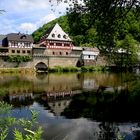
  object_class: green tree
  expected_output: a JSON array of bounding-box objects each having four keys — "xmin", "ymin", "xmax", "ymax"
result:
[{"xmin": 116, "ymin": 34, "xmax": 138, "ymax": 66}]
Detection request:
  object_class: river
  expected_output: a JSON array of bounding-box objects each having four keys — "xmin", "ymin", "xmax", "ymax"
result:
[{"xmin": 1, "ymin": 72, "xmax": 140, "ymax": 140}]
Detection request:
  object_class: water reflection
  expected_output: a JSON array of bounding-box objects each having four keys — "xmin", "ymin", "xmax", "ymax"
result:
[{"xmin": 1, "ymin": 72, "xmax": 140, "ymax": 139}]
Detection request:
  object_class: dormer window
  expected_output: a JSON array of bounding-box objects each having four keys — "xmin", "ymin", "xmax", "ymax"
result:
[
  {"xmin": 58, "ymin": 34, "xmax": 61, "ymax": 38},
  {"xmin": 52, "ymin": 34, "xmax": 55, "ymax": 38},
  {"xmin": 20, "ymin": 35, "xmax": 26, "ymax": 39},
  {"xmin": 63, "ymin": 35, "xmax": 67, "ymax": 39}
]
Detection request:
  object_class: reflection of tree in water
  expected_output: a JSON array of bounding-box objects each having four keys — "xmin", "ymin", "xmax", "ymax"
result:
[
  {"xmin": 61, "ymin": 90, "xmax": 130, "ymax": 121},
  {"xmin": 132, "ymin": 122, "xmax": 140, "ymax": 140},
  {"xmin": 98, "ymin": 122, "xmax": 123, "ymax": 140},
  {"xmin": 61, "ymin": 87, "xmax": 140, "ymax": 139}
]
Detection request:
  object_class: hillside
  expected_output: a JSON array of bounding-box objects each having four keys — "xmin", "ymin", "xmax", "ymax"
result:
[
  {"xmin": 32, "ymin": 15, "xmax": 70, "ymax": 43},
  {"xmin": 32, "ymin": 15, "xmax": 96, "ymax": 46},
  {"xmin": 32, "ymin": 11, "xmax": 140, "ymax": 48}
]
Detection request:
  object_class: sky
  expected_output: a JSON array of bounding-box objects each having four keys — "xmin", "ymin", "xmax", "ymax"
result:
[{"xmin": 0, "ymin": 0, "xmax": 69, "ymax": 34}]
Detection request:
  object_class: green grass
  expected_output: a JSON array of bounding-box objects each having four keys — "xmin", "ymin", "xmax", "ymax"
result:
[
  {"xmin": 0, "ymin": 68, "xmax": 35, "ymax": 74},
  {"xmin": 48, "ymin": 66, "xmax": 109, "ymax": 73}
]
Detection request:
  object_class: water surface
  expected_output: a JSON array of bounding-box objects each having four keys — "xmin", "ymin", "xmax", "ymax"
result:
[{"xmin": 1, "ymin": 72, "xmax": 140, "ymax": 140}]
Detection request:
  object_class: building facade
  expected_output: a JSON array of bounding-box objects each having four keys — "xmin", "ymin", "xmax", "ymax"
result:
[
  {"xmin": 0, "ymin": 33, "xmax": 33, "ymax": 56},
  {"xmin": 0, "ymin": 23, "xmax": 100, "ymax": 69}
]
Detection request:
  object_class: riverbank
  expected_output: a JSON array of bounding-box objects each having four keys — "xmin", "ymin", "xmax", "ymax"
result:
[
  {"xmin": 0, "ymin": 66, "xmax": 108, "ymax": 74},
  {"xmin": 0, "ymin": 68, "xmax": 35, "ymax": 74},
  {"xmin": 0, "ymin": 65, "xmax": 134, "ymax": 74},
  {"xmin": 48, "ymin": 66, "xmax": 109, "ymax": 73}
]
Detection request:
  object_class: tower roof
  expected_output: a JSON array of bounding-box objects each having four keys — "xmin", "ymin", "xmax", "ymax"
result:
[{"xmin": 44, "ymin": 23, "xmax": 72, "ymax": 42}]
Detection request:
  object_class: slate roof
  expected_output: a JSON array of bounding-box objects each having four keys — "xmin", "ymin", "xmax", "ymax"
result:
[
  {"xmin": 83, "ymin": 47, "xmax": 99, "ymax": 52},
  {"xmin": 7, "ymin": 33, "xmax": 34, "ymax": 42}
]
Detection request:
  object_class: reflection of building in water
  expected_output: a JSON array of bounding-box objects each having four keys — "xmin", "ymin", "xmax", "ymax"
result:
[
  {"xmin": 48, "ymin": 100, "xmax": 71, "ymax": 116},
  {"xmin": 7, "ymin": 89, "xmax": 81, "ymax": 115},
  {"xmin": 9, "ymin": 93, "xmax": 33, "ymax": 101},
  {"xmin": 41, "ymin": 90, "xmax": 81, "ymax": 101},
  {"xmin": 33, "ymin": 73, "xmax": 82, "ymax": 93},
  {"xmin": 83, "ymin": 79, "xmax": 98, "ymax": 91},
  {"xmin": 8, "ymin": 93, "xmax": 33, "ymax": 107},
  {"xmin": 41, "ymin": 90, "xmax": 81, "ymax": 116}
]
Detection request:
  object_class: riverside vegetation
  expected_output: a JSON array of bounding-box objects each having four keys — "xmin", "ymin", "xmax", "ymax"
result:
[
  {"xmin": 0, "ymin": 102, "xmax": 42, "ymax": 140},
  {"xmin": 32, "ymin": 4, "xmax": 140, "ymax": 68},
  {"xmin": 0, "ymin": 87, "xmax": 42, "ymax": 140}
]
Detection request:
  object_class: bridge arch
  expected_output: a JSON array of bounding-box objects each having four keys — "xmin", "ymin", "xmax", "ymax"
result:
[{"xmin": 35, "ymin": 62, "xmax": 48, "ymax": 72}]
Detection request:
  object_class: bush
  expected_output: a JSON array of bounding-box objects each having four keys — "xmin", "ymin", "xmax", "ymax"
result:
[
  {"xmin": 5, "ymin": 55, "xmax": 32, "ymax": 63},
  {"xmin": 0, "ymin": 102, "xmax": 42, "ymax": 140}
]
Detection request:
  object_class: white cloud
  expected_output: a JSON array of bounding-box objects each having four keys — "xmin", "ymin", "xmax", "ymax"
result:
[
  {"xmin": 18, "ymin": 23, "xmax": 37, "ymax": 34},
  {"xmin": 1, "ymin": 0, "xmax": 50, "ymax": 12},
  {"xmin": 17, "ymin": 0, "xmax": 49, "ymax": 11},
  {"xmin": 17, "ymin": 13, "xmax": 57, "ymax": 34},
  {"xmin": 0, "ymin": 0, "xmax": 68, "ymax": 34},
  {"xmin": 37, "ymin": 14, "xmax": 57, "ymax": 26}
]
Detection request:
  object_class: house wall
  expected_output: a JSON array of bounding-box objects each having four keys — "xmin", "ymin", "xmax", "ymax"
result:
[
  {"xmin": 83, "ymin": 55, "xmax": 96, "ymax": 60},
  {"xmin": 8, "ymin": 48, "xmax": 32, "ymax": 56}
]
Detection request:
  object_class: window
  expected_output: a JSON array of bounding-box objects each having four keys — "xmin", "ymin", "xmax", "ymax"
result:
[
  {"xmin": 52, "ymin": 34, "xmax": 55, "ymax": 38},
  {"xmin": 52, "ymin": 52, "xmax": 55, "ymax": 55},
  {"xmin": 50, "ymin": 43, "xmax": 54, "ymax": 46},
  {"xmin": 88, "ymin": 55, "xmax": 90, "ymax": 58},
  {"xmin": 27, "ymin": 50, "xmax": 30, "ymax": 53},
  {"xmin": 59, "ymin": 52, "xmax": 62, "ymax": 55},
  {"xmin": 17, "ymin": 50, "xmax": 20, "ymax": 53},
  {"xmin": 20, "ymin": 35, "xmax": 26, "ymax": 39},
  {"xmin": 22, "ymin": 50, "xmax": 25, "ymax": 54},
  {"xmin": 58, "ymin": 34, "xmax": 61, "ymax": 38},
  {"xmin": 56, "ymin": 43, "xmax": 62, "ymax": 46},
  {"xmin": 12, "ymin": 50, "xmax": 15, "ymax": 53},
  {"xmin": 63, "ymin": 35, "xmax": 67, "ymax": 39},
  {"xmin": 66, "ymin": 52, "xmax": 68, "ymax": 55},
  {"xmin": 64, "ymin": 43, "xmax": 70, "ymax": 46}
]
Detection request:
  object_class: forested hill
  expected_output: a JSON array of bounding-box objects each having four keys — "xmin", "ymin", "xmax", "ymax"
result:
[
  {"xmin": 32, "ymin": 15, "xmax": 97, "ymax": 46},
  {"xmin": 32, "ymin": 16, "xmax": 70, "ymax": 44},
  {"xmin": 32, "ymin": 11, "xmax": 140, "ymax": 48}
]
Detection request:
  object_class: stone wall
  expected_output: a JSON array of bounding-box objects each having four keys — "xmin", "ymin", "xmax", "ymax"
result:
[
  {"xmin": 48, "ymin": 56, "xmax": 79, "ymax": 67},
  {"xmin": 0, "ymin": 54, "xmax": 107, "ymax": 69},
  {"xmin": 96, "ymin": 55, "xmax": 108, "ymax": 66},
  {"xmin": 0, "ymin": 57, "xmax": 33, "ymax": 68}
]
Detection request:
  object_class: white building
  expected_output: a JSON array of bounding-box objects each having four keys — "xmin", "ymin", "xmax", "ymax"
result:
[{"xmin": 81, "ymin": 47, "xmax": 99, "ymax": 66}]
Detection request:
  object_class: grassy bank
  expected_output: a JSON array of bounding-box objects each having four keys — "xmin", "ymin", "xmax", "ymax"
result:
[
  {"xmin": 48, "ymin": 66, "xmax": 109, "ymax": 73},
  {"xmin": 0, "ymin": 68, "xmax": 35, "ymax": 74},
  {"xmin": 0, "ymin": 66, "xmax": 110, "ymax": 74}
]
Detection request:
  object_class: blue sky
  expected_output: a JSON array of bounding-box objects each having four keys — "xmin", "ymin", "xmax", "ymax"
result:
[{"xmin": 0, "ymin": 0, "xmax": 69, "ymax": 34}]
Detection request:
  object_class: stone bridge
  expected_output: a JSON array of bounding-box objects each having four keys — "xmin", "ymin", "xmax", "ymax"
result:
[
  {"xmin": 32, "ymin": 55, "xmax": 81, "ymax": 71},
  {"xmin": 0, "ymin": 55, "xmax": 81, "ymax": 70}
]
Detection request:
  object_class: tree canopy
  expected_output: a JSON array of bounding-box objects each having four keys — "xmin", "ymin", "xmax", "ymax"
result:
[{"xmin": 33, "ymin": 0, "xmax": 140, "ymax": 66}]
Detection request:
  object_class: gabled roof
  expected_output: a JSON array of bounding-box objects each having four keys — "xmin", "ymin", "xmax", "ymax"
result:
[
  {"xmin": 7, "ymin": 33, "xmax": 34, "ymax": 42},
  {"xmin": 43, "ymin": 23, "xmax": 72, "ymax": 42}
]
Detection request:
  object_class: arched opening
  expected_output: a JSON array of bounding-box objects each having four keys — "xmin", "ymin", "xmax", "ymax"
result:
[
  {"xmin": 76, "ymin": 60, "xmax": 84, "ymax": 67},
  {"xmin": 35, "ymin": 62, "xmax": 48, "ymax": 72}
]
